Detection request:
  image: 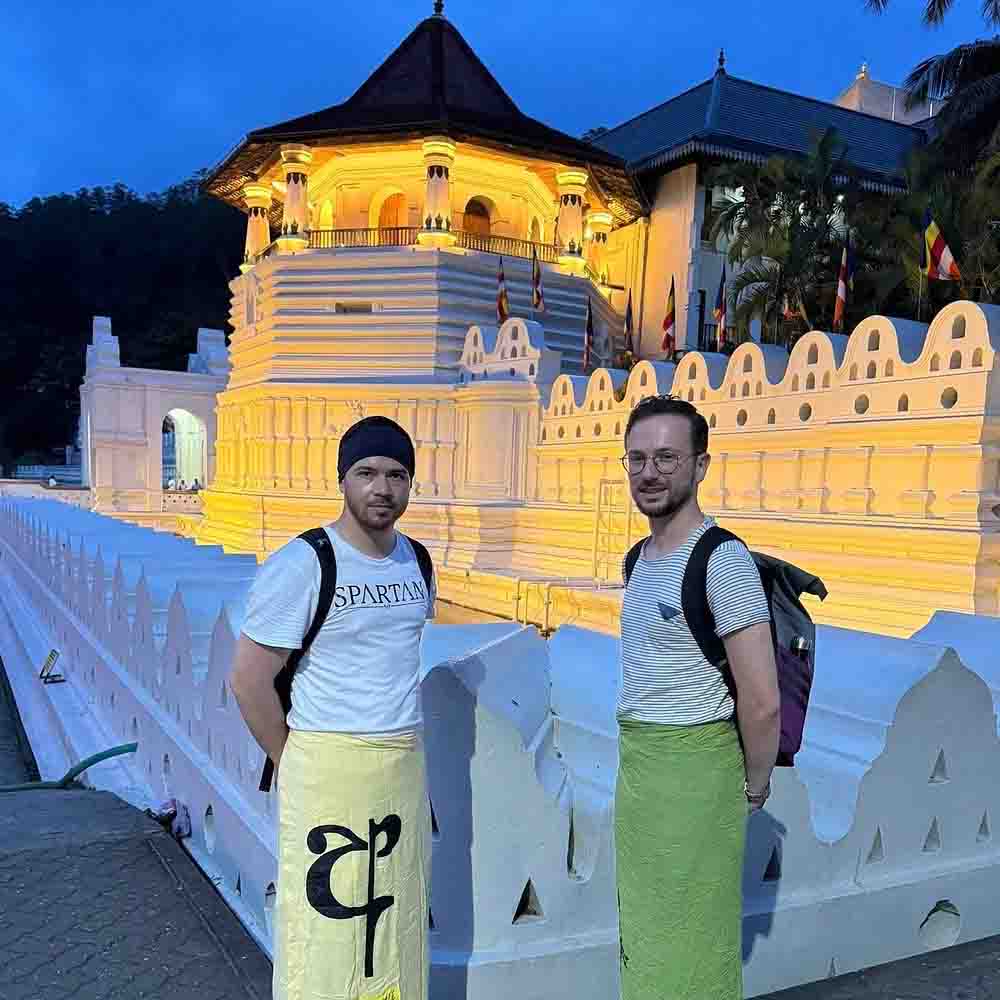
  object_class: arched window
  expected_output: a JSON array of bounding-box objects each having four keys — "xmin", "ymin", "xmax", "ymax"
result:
[
  {"xmin": 378, "ymin": 193, "xmax": 407, "ymax": 230},
  {"xmin": 806, "ymin": 373, "xmax": 815, "ymax": 390},
  {"xmin": 807, "ymin": 344, "xmax": 819, "ymax": 365},
  {"xmin": 464, "ymin": 198, "xmax": 491, "ymax": 236}
]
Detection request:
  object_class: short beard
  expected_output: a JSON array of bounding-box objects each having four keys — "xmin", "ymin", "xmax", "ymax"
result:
[
  {"xmin": 344, "ymin": 490, "xmax": 404, "ymax": 530},
  {"xmin": 632, "ymin": 474, "xmax": 696, "ymax": 521}
]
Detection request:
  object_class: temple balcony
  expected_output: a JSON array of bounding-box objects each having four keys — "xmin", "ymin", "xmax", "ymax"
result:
[{"xmin": 248, "ymin": 227, "xmax": 599, "ymax": 280}]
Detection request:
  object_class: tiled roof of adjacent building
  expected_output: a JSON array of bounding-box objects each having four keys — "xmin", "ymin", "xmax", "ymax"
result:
[{"xmin": 592, "ymin": 67, "xmax": 927, "ymax": 189}]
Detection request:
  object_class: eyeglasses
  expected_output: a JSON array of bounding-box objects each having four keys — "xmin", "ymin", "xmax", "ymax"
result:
[{"xmin": 621, "ymin": 451, "xmax": 701, "ymax": 477}]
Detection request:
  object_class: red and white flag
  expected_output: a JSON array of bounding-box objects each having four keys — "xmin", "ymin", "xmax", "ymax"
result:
[{"xmin": 497, "ymin": 257, "xmax": 510, "ymax": 323}]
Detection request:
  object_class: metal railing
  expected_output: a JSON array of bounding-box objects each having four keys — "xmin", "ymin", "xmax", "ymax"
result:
[
  {"xmin": 251, "ymin": 228, "xmax": 563, "ymax": 265},
  {"xmin": 454, "ymin": 231, "xmax": 559, "ymax": 263},
  {"xmin": 310, "ymin": 227, "xmax": 420, "ymax": 249}
]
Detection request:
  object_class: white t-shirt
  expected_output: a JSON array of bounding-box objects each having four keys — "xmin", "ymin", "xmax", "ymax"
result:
[{"xmin": 241, "ymin": 527, "xmax": 435, "ymax": 735}]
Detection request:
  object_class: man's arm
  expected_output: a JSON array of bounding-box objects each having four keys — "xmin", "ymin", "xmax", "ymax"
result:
[
  {"xmin": 229, "ymin": 635, "xmax": 292, "ymax": 771},
  {"xmin": 723, "ymin": 621, "xmax": 780, "ymax": 810}
]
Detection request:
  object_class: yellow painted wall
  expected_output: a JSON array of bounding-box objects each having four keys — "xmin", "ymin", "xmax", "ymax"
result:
[{"xmin": 182, "ymin": 303, "xmax": 1000, "ymax": 639}]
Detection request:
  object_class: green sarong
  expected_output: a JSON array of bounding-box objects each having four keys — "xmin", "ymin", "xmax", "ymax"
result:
[{"xmin": 616, "ymin": 718, "xmax": 746, "ymax": 1000}]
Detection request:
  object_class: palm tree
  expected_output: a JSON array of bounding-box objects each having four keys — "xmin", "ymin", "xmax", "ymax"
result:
[
  {"xmin": 865, "ymin": 0, "xmax": 999, "ymax": 27},
  {"xmin": 903, "ymin": 37, "xmax": 1000, "ymax": 168},
  {"xmin": 709, "ymin": 129, "xmax": 866, "ymax": 344}
]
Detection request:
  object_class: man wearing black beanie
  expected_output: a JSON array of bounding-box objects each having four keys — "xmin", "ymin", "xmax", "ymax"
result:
[{"xmin": 231, "ymin": 415, "xmax": 436, "ymax": 1000}]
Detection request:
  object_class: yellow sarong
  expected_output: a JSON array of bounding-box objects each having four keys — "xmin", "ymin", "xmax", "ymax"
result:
[{"xmin": 273, "ymin": 729, "xmax": 430, "ymax": 1000}]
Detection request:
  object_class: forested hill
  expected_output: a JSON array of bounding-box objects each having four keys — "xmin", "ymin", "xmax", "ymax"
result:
[{"xmin": 0, "ymin": 173, "xmax": 243, "ymax": 471}]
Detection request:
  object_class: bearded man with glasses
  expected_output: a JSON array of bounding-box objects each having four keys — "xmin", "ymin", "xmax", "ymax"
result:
[{"xmin": 615, "ymin": 395, "xmax": 779, "ymax": 1000}]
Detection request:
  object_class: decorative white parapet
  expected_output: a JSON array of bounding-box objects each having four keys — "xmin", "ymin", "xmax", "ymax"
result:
[{"xmin": 1, "ymin": 499, "xmax": 1000, "ymax": 997}]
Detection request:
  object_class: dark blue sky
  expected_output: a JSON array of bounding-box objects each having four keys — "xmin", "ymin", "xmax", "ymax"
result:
[{"xmin": 4, "ymin": 0, "xmax": 991, "ymax": 206}]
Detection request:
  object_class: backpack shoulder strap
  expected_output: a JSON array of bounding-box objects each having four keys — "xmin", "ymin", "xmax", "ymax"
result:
[
  {"xmin": 403, "ymin": 534, "xmax": 434, "ymax": 596},
  {"xmin": 623, "ymin": 537, "xmax": 648, "ymax": 586},
  {"xmin": 680, "ymin": 525, "xmax": 741, "ymax": 671},
  {"xmin": 259, "ymin": 527, "xmax": 337, "ymax": 792},
  {"xmin": 296, "ymin": 528, "xmax": 338, "ymax": 657}
]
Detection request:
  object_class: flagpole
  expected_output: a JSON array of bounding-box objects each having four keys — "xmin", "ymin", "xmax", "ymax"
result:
[{"xmin": 917, "ymin": 269, "xmax": 924, "ymax": 324}]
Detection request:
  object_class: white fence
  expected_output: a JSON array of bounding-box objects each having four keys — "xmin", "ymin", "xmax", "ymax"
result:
[{"xmin": 1, "ymin": 497, "xmax": 999, "ymax": 997}]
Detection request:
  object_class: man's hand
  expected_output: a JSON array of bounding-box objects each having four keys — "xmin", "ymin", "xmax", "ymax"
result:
[
  {"xmin": 229, "ymin": 634, "xmax": 292, "ymax": 766},
  {"xmin": 723, "ymin": 621, "xmax": 780, "ymax": 806}
]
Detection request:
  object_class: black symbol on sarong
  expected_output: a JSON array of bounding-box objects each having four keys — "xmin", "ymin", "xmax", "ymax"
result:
[{"xmin": 305, "ymin": 815, "xmax": 402, "ymax": 978}]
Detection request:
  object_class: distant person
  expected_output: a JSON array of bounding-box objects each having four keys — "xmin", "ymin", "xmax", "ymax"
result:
[
  {"xmin": 191, "ymin": 477, "xmax": 201, "ymax": 492},
  {"xmin": 616, "ymin": 395, "xmax": 779, "ymax": 1000},
  {"xmin": 166, "ymin": 478, "xmax": 177, "ymax": 491},
  {"xmin": 178, "ymin": 479, "xmax": 187, "ymax": 491},
  {"xmin": 47, "ymin": 476, "xmax": 57, "ymax": 488},
  {"xmin": 230, "ymin": 416, "xmax": 436, "ymax": 1000}
]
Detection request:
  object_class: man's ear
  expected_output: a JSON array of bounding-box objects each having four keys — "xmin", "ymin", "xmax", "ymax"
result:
[{"xmin": 696, "ymin": 452, "xmax": 712, "ymax": 484}]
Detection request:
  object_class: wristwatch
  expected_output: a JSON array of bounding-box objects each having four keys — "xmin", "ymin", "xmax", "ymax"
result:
[{"xmin": 744, "ymin": 779, "xmax": 771, "ymax": 805}]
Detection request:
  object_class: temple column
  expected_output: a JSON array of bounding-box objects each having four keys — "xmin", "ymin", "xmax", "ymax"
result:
[
  {"xmin": 240, "ymin": 184, "xmax": 273, "ymax": 273},
  {"xmin": 277, "ymin": 144, "xmax": 313, "ymax": 254},
  {"xmin": 556, "ymin": 169, "xmax": 588, "ymax": 275},
  {"xmin": 586, "ymin": 210, "xmax": 613, "ymax": 285},
  {"xmin": 418, "ymin": 137, "xmax": 456, "ymax": 248}
]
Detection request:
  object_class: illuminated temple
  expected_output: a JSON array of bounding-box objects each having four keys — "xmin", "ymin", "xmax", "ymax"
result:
[{"xmin": 70, "ymin": 3, "xmax": 1000, "ymax": 638}]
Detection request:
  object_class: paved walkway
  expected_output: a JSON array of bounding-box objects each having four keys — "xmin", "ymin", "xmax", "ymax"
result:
[
  {"xmin": 764, "ymin": 935, "xmax": 1000, "ymax": 999},
  {"xmin": 0, "ymin": 662, "xmax": 272, "ymax": 1000}
]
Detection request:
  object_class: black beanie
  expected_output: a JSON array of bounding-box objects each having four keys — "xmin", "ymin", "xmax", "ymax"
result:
[{"xmin": 338, "ymin": 416, "xmax": 415, "ymax": 482}]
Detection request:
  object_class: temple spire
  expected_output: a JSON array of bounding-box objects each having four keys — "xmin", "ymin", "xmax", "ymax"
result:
[
  {"xmin": 433, "ymin": 1, "xmax": 444, "ymax": 15},
  {"xmin": 717, "ymin": 48, "xmax": 726, "ymax": 73}
]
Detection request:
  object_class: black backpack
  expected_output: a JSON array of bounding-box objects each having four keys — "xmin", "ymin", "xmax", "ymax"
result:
[
  {"xmin": 258, "ymin": 527, "xmax": 434, "ymax": 791},
  {"xmin": 623, "ymin": 526, "xmax": 827, "ymax": 766}
]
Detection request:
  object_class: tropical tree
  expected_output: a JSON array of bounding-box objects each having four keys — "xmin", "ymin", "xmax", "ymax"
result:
[
  {"xmin": 864, "ymin": 0, "xmax": 999, "ymax": 27},
  {"xmin": 708, "ymin": 129, "xmax": 869, "ymax": 344},
  {"xmin": 853, "ymin": 151, "xmax": 1000, "ymax": 314},
  {"xmin": 904, "ymin": 37, "xmax": 1000, "ymax": 168}
]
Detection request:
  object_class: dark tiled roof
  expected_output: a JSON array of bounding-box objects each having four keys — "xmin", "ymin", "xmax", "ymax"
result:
[
  {"xmin": 205, "ymin": 14, "xmax": 644, "ymax": 225},
  {"xmin": 593, "ymin": 71, "xmax": 926, "ymax": 187}
]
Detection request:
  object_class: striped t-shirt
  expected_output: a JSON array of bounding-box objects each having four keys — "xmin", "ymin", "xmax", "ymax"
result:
[{"xmin": 618, "ymin": 517, "xmax": 770, "ymax": 726}]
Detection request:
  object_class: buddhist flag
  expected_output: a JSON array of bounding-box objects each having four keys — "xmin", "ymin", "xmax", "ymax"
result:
[
  {"xmin": 583, "ymin": 298, "xmax": 594, "ymax": 370},
  {"xmin": 531, "ymin": 246, "xmax": 545, "ymax": 312},
  {"xmin": 497, "ymin": 256, "xmax": 511, "ymax": 323},
  {"xmin": 623, "ymin": 290, "xmax": 635, "ymax": 355},
  {"xmin": 713, "ymin": 265, "xmax": 727, "ymax": 349},
  {"xmin": 923, "ymin": 211, "xmax": 961, "ymax": 281},
  {"xmin": 661, "ymin": 276, "xmax": 676, "ymax": 353}
]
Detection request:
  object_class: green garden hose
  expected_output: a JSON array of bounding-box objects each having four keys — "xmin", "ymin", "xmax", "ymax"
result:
[{"xmin": 0, "ymin": 741, "xmax": 138, "ymax": 792}]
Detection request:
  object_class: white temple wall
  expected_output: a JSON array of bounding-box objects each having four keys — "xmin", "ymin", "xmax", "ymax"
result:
[{"xmin": 3, "ymin": 499, "xmax": 1000, "ymax": 997}]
